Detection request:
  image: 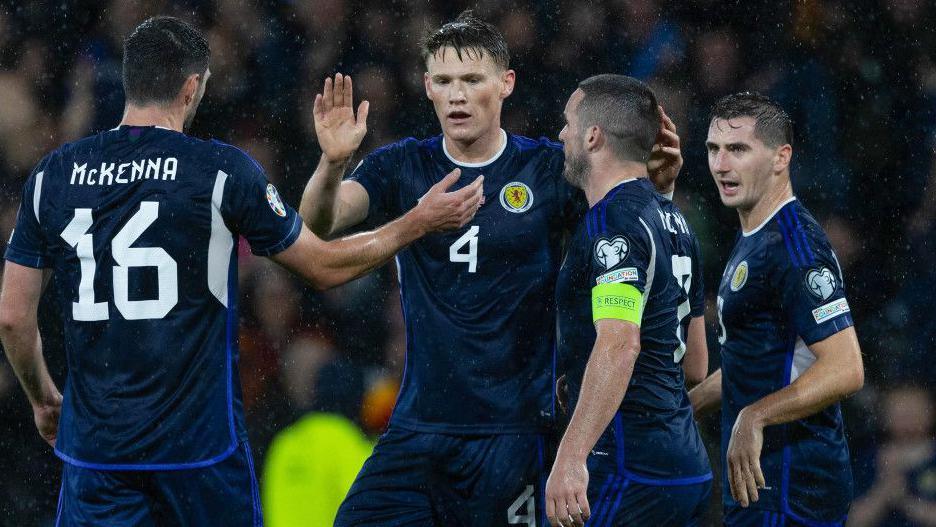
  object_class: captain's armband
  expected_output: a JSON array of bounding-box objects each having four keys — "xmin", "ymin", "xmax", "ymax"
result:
[{"xmin": 592, "ymin": 283, "xmax": 643, "ymax": 325}]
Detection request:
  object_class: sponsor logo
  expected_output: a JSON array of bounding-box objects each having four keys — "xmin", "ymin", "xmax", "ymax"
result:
[
  {"xmin": 730, "ymin": 261, "xmax": 748, "ymax": 292},
  {"xmin": 266, "ymin": 184, "xmax": 287, "ymax": 217},
  {"xmin": 812, "ymin": 298, "xmax": 850, "ymax": 324},
  {"xmin": 499, "ymin": 181, "xmax": 533, "ymax": 213},
  {"xmin": 594, "ymin": 236, "xmax": 629, "ymax": 270},
  {"xmin": 594, "ymin": 295, "xmax": 637, "ymax": 310},
  {"xmin": 596, "ymin": 267, "xmax": 639, "ymax": 285},
  {"xmin": 806, "ymin": 266, "xmax": 836, "ymax": 301}
]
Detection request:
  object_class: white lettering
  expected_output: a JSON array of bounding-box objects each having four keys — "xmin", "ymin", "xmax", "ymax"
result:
[
  {"xmin": 163, "ymin": 158, "xmax": 177, "ymax": 180},
  {"xmin": 131, "ymin": 160, "xmax": 145, "ymax": 182},
  {"xmin": 144, "ymin": 158, "xmax": 161, "ymax": 180},
  {"xmin": 116, "ymin": 163, "xmax": 130, "ymax": 184},
  {"xmin": 98, "ymin": 162, "xmax": 114, "ymax": 186},
  {"xmin": 68, "ymin": 157, "xmax": 180, "ymax": 186},
  {"xmin": 71, "ymin": 162, "xmax": 87, "ymax": 185}
]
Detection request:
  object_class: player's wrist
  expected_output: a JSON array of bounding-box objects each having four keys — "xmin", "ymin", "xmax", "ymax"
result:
[
  {"xmin": 738, "ymin": 405, "xmax": 767, "ymax": 429},
  {"xmin": 321, "ymin": 150, "xmax": 354, "ymax": 166}
]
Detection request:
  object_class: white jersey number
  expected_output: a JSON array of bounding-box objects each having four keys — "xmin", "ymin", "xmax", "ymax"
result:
[
  {"xmin": 449, "ymin": 225, "xmax": 479, "ymax": 273},
  {"xmin": 507, "ymin": 484, "xmax": 536, "ymax": 526},
  {"xmin": 61, "ymin": 202, "xmax": 178, "ymax": 321},
  {"xmin": 717, "ymin": 295, "xmax": 727, "ymax": 345},
  {"xmin": 671, "ymin": 255, "xmax": 692, "ymax": 363}
]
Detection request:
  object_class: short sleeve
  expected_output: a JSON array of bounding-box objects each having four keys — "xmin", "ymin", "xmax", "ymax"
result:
[
  {"xmin": 346, "ymin": 144, "xmax": 402, "ymax": 226},
  {"xmin": 772, "ymin": 229, "xmax": 853, "ymax": 345},
  {"xmin": 218, "ymin": 148, "xmax": 302, "ymax": 257},
  {"xmin": 689, "ymin": 236, "xmax": 705, "ymax": 317},
  {"xmin": 590, "ymin": 206, "xmax": 654, "ymax": 324},
  {"xmin": 5, "ymin": 156, "xmax": 52, "ymax": 268}
]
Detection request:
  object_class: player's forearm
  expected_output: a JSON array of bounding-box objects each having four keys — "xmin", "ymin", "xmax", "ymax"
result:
[
  {"xmin": 742, "ymin": 340, "xmax": 863, "ymax": 429},
  {"xmin": 557, "ymin": 333, "xmax": 639, "ymax": 462},
  {"xmin": 688, "ymin": 368, "xmax": 722, "ymax": 416},
  {"xmin": 312, "ymin": 209, "xmax": 426, "ymax": 289},
  {"xmin": 299, "ymin": 154, "xmax": 349, "ymax": 237},
  {"xmin": 0, "ymin": 324, "xmax": 55, "ymax": 408}
]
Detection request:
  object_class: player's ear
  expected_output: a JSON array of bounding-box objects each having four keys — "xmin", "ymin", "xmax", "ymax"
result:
[
  {"xmin": 424, "ymin": 72, "xmax": 432, "ymax": 99},
  {"xmin": 773, "ymin": 144, "xmax": 792, "ymax": 173},
  {"xmin": 180, "ymin": 73, "xmax": 200, "ymax": 106},
  {"xmin": 500, "ymin": 69, "xmax": 516, "ymax": 99},
  {"xmin": 585, "ymin": 125, "xmax": 601, "ymax": 153}
]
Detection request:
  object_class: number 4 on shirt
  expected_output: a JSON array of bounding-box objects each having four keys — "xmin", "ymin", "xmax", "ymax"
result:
[{"xmin": 449, "ymin": 225, "xmax": 479, "ymax": 273}]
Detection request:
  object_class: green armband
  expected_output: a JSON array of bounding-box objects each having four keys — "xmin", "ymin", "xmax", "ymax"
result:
[{"xmin": 592, "ymin": 282, "xmax": 643, "ymax": 325}]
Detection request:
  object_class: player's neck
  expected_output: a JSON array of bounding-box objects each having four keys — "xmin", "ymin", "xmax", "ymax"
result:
[
  {"xmin": 584, "ymin": 160, "xmax": 646, "ymax": 207},
  {"xmin": 739, "ymin": 179, "xmax": 794, "ymax": 232},
  {"xmin": 443, "ymin": 128, "xmax": 507, "ymax": 165},
  {"xmin": 120, "ymin": 104, "xmax": 184, "ymax": 132}
]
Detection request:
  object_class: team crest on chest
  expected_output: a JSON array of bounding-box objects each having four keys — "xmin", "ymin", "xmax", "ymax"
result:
[
  {"xmin": 266, "ymin": 184, "xmax": 287, "ymax": 217},
  {"xmin": 730, "ymin": 261, "xmax": 749, "ymax": 292},
  {"xmin": 594, "ymin": 236, "xmax": 629, "ymax": 270},
  {"xmin": 805, "ymin": 266, "xmax": 836, "ymax": 301},
  {"xmin": 499, "ymin": 181, "xmax": 533, "ymax": 213}
]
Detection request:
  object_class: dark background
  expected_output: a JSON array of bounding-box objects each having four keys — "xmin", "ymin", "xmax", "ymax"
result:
[{"xmin": 0, "ymin": 1, "xmax": 934, "ymax": 525}]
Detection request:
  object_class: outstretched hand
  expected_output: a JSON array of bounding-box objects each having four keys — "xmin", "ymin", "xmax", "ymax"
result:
[
  {"xmin": 313, "ymin": 73, "xmax": 370, "ymax": 162},
  {"xmin": 412, "ymin": 169, "xmax": 484, "ymax": 233},
  {"xmin": 647, "ymin": 105, "xmax": 682, "ymax": 196}
]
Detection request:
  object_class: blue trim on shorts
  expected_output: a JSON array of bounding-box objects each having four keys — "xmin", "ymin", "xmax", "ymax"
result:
[
  {"xmin": 55, "ymin": 441, "xmax": 239, "ymax": 471},
  {"xmin": 54, "ymin": 476, "xmax": 64, "ymax": 527},
  {"xmin": 244, "ymin": 442, "xmax": 263, "ymax": 527}
]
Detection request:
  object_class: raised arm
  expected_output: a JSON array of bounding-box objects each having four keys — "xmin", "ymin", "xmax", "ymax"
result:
[
  {"xmin": 276, "ymin": 169, "xmax": 483, "ymax": 290},
  {"xmin": 299, "ymin": 73, "xmax": 371, "ymax": 237},
  {"xmin": 647, "ymin": 106, "xmax": 682, "ymax": 197},
  {"xmin": 0, "ymin": 263, "xmax": 61, "ymax": 447}
]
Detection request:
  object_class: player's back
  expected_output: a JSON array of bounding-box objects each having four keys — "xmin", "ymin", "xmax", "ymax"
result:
[
  {"xmin": 7, "ymin": 125, "xmax": 301, "ymax": 468},
  {"xmin": 558, "ymin": 178, "xmax": 710, "ymax": 481}
]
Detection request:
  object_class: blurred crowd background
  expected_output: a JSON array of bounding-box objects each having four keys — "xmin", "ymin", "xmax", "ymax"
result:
[{"xmin": 0, "ymin": 0, "xmax": 934, "ymax": 525}]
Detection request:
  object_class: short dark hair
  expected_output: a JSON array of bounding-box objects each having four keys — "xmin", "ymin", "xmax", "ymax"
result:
[
  {"xmin": 420, "ymin": 10, "xmax": 509, "ymax": 70},
  {"xmin": 122, "ymin": 16, "xmax": 210, "ymax": 106},
  {"xmin": 710, "ymin": 92, "xmax": 793, "ymax": 147},
  {"xmin": 576, "ymin": 74, "xmax": 659, "ymax": 163}
]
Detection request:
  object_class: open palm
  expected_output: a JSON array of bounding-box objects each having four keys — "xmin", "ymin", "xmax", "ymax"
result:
[{"xmin": 314, "ymin": 73, "xmax": 370, "ymax": 162}]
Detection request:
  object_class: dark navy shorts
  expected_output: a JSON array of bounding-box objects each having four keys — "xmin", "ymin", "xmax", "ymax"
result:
[
  {"xmin": 585, "ymin": 470, "xmax": 711, "ymax": 527},
  {"xmin": 584, "ymin": 420, "xmax": 712, "ymax": 527},
  {"xmin": 55, "ymin": 441, "xmax": 262, "ymax": 527},
  {"xmin": 335, "ymin": 427, "xmax": 548, "ymax": 527},
  {"xmin": 724, "ymin": 507, "xmax": 845, "ymax": 527}
]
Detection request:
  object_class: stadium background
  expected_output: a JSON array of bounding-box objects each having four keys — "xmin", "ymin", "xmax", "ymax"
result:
[{"xmin": 0, "ymin": 0, "xmax": 934, "ymax": 525}]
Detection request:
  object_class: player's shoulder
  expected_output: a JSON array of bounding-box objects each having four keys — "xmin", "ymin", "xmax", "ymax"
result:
[
  {"xmin": 587, "ymin": 179, "xmax": 655, "ymax": 240},
  {"xmin": 207, "ymin": 138, "xmax": 267, "ymax": 176},
  {"xmin": 606, "ymin": 178, "xmax": 658, "ymax": 220},
  {"xmin": 509, "ymin": 133, "xmax": 563, "ymax": 161},
  {"xmin": 763, "ymin": 198, "xmax": 835, "ymax": 269}
]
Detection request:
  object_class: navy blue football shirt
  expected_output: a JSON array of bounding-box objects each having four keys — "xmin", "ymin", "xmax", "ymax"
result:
[
  {"xmin": 556, "ymin": 178, "xmax": 711, "ymax": 481},
  {"xmin": 5, "ymin": 125, "xmax": 302, "ymax": 469},
  {"xmin": 717, "ymin": 198, "xmax": 854, "ymax": 522},
  {"xmin": 349, "ymin": 131, "xmax": 581, "ymax": 433}
]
